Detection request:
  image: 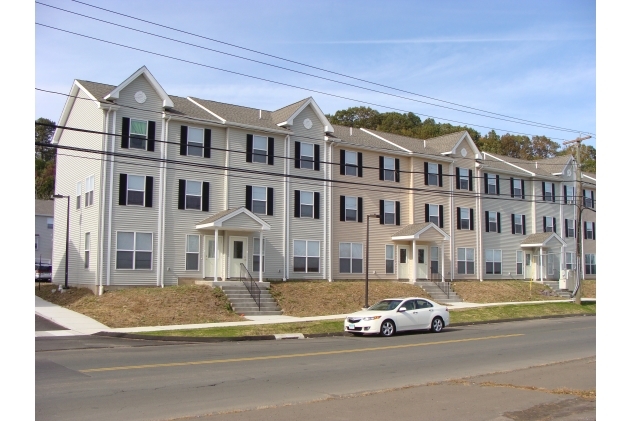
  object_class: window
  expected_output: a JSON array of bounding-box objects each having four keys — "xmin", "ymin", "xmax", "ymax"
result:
[
  {"xmin": 35, "ymin": 235, "xmax": 39, "ymax": 250},
  {"xmin": 565, "ymin": 186, "xmax": 575, "ymax": 204},
  {"xmin": 487, "ymin": 211, "xmax": 499, "ymax": 233},
  {"xmin": 565, "ymin": 219, "xmax": 575, "ymax": 238},
  {"xmin": 516, "ymin": 250, "xmax": 523, "ymax": 275},
  {"xmin": 344, "ymin": 196, "xmax": 358, "ymax": 222},
  {"xmin": 418, "ymin": 248, "xmax": 425, "ymax": 264},
  {"xmin": 116, "ymin": 232, "xmax": 153, "ymax": 269},
  {"xmin": 485, "ymin": 249, "xmax": 502, "ymax": 274},
  {"xmin": 344, "ymin": 151, "xmax": 358, "ymax": 176},
  {"xmin": 294, "ymin": 240, "xmax": 319, "ymax": 273},
  {"xmin": 513, "ymin": 214, "xmax": 525, "ymax": 235},
  {"xmin": 252, "ymin": 186, "xmax": 268, "ymax": 214},
  {"xmin": 300, "ymin": 143, "xmax": 315, "ymax": 170},
  {"xmin": 385, "ymin": 245, "xmax": 395, "ymax": 274},
  {"xmin": 253, "ymin": 237, "xmax": 265, "ymax": 272},
  {"xmin": 526, "ymin": 253, "xmax": 531, "ymax": 266},
  {"xmin": 252, "ymin": 135, "xmax": 268, "ymax": 163},
  {"xmin": 129, "ymin": 119, "xmax": 148, "ymax": 150},
  {"xmin": 427, "ymin": 163, "xmax": 439, "ymax": 186},
  {"xmin": 457, "ymin": 248, "xmax": 474, "ymax": 274},
  {"xmin": 458, "ymin": 167, "xmax": 469, "ymax": 190},
  {"xmin": 127, "ymin": 175, "xmax": 146, "ymax": 206},
  {"xmin": 547, "ymin": 253, "xmax": 555, "ymax": 276},
  {"xmin": 428, "ymin": 204, "xmax": 439, "ymax": 225},
  {"xmin": 295, "ymin": 190, "xmax": 319, "ymax": 219},
  {"xmin": 300, "ymin": 191, "xmax": 314, "ymax": 218},
  {"xmin": 565, "ymin": 252, "xmax": 575, "ymax": 270},
  {"xmin": 76, "ymin": 182, "xmax": 82, "ymax": 209},
  {"xmin": 430, "ymin": 247, "xmax": 439, "ymax": 274},
  {"xmin": 84, "ymin": 232, "xmax": 90, "ymax": 269},
  {"xmin": 584, "ymin": 190, "xmax": 594, "ymax": 208},
  {"xmin": 186, "ymin": 234, "xmax": 200, "ymax": 271},
  {"xmin": 544, "ymin": 216, "xmax": 555, "ymax": 233},
  {"xmin": 459, "ymin": 207, "xmax": 471, "ymax": 230},
  {"xmin": 383, "ymin": 157, "xmax": 395, "ymax": 181},
  {"xmin": 185, "ymin": 180, "xmax": 202, "ymax": 210},
  {"xmin": 85, "ymin": 175, "xmax": 94, "ymax": 207},
  {"xmin": 486, "ymin": 174, "xmax": 498, "ymax": 195},
  {"xmin": 513, "ymin": 178, "xmax": 523, "ymax": 199},
  {"xmin": 585, "ymin": 221, "xmax": 595, "ymax": 239},
  {"xmin": 543, "ymin": 182, "xmax": 554, "ymax": 201},
  {"xmin": 47, "ymin": 218, "xmax": 53, "ymax": 229},
  {"xmin": 340, "ymin": 242, "xmax": 363, "ymax": 273},
  {"xmin": 585, "ymin": 254, "xmax": 596, "ymax": 275},
  {"xmin": 187, "ymin": 127, "xmax": 204, "ymax": 157},
  {"xmin": 383, "ymin": 200, "xmax": 395, "ymax": 225}
]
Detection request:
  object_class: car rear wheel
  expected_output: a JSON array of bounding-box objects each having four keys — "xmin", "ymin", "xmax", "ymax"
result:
[
  {"xmin": 430, "ymin": 317, "xmax": 444, "ymax": 333},
  {"xmin": 380, "ymin": 320, "xmax": 396, "ymax": 337}
]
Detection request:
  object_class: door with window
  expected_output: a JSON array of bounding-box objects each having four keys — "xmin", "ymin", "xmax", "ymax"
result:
[
  {"xmin": 398, "ymin": 246, "xmax": 409, "ymax": 279},
  {"xmin": 204, "ymin": 235, "xmax": 224, "ymax": 279},
  {"xmin": 430, "ymin": 246, "xmax": 440, "ymax": 279},
  {"xmin": 416, "ymin": 246, "xmax": 428, "ymax": 279},
  {"xmin": 228, "ymin": 236, "xmax": 248, "ymax": 278}
]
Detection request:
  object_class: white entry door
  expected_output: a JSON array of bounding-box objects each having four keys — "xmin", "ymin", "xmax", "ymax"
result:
[
  {"xmin": 416, "ymin": 246, "xmax": 429, "ymax": 279},
  {"xmin": 204, "ymin": 235, "xmax": 224, "ymax": 279},
  {"xmin": 229, "ymin": 236, "xmax": 248, "ymax": 278},
  {"xmin": 398, "ymin": 246, "xmax": 409, "ymax": 279}
]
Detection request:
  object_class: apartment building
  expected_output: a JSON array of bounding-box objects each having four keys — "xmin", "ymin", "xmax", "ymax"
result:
[{"xmin": 51, "ymin": 66, "xmax": 595, "ymax": 293}]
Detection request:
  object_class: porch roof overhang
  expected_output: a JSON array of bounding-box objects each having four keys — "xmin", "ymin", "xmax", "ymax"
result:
[
  {"xmin": 520, "ymin": 232, "xmax": 567, "ymax": 248},
  {"xmin": 195, "ymin": 207, "xmax": 271, "ymax": 231},
  {"xmin": 391, "ymin": 222, "xmax": 450, "ymax": 241}
]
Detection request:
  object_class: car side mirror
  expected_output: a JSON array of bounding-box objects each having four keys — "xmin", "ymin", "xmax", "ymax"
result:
[{"xmin": 398, "ymin": 307, "xmax": 407, "ymax": 312}]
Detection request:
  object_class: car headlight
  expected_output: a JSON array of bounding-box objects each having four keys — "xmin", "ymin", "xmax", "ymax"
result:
[{"xmin": 362, "ymin": 316, "xmax": 382, "ymax": 321}]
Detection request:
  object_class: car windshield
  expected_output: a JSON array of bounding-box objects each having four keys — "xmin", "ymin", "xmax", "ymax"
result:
[{"xmin": 368, "ymin": 300, "xmax": 402, "ymax": 311}]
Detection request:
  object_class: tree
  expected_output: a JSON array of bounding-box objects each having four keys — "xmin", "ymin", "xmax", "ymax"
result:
[
  {"xmin": 531, "ymin": 135, "xmax": 560, "ymax": 160},
  {"xmin": 35, "ymin": 117, "xmax": 56, "ymax": 161},
  {"xmin": 558, "ymin": 143, "xmax": 596, "ymax": 173},
  {"xmin": 35, "ymin": 117, "xmax": 57, "ymax": 199}
]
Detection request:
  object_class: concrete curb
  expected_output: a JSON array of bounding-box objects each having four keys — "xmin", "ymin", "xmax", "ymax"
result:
[{"xmin": 92, "ymin": 313, "xmax": 595, "ymax": 343}]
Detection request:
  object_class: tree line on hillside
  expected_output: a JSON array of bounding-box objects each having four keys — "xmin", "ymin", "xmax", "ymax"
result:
[
  {"xmin": 35, "ymin": 117, "xmax": 56, "ymax": 199},
  {"xmin": 325, "ymin": 106, "xmax": 595, "ymax": 173}
]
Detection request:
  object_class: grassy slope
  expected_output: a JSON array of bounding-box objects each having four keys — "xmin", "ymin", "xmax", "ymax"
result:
[{"xmin": 452, "ymin": 280, "xmax": 563, "ymax": 303}]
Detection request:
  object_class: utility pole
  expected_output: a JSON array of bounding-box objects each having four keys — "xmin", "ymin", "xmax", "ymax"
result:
[{"xmin": 562, "ymin": 134, "xmax": 591, "ymax": 304}]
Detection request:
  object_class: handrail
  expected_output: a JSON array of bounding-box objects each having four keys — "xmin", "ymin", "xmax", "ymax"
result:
[
  {"xmin": 239, "ymin": 263, "xmax": 261, "ymax": 311},
  {"xmin": 431, "ymin": 270, "xmax": 450, "ymax": 299}
]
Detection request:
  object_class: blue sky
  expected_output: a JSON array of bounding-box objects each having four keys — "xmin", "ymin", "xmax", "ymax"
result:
[{"xmin": 35, "ymin": 0, "xmax": 596, "ymax": 147}]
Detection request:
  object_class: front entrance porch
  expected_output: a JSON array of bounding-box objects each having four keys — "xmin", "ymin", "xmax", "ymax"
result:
[
  {"xmin": 521, "ymin": 232, "xmax": 567, "ymax": 283},
  {"xmin": 391, "ymin": 222, "xmax": 450, "ymax": 283}
]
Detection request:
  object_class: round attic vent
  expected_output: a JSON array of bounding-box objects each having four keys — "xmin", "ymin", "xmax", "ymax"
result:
[
  {"xmin": 303, "ymin": 118, "xmax": 313, "ymax": 129},
  {"xmin": 461, "ymin": 148, "xmax": 467, "ymax": 157},
  {"xmin": 134, "ymin": 91, "xmax": 147, "ymax": 104}
]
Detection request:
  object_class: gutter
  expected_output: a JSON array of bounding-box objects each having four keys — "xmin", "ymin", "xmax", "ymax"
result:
[
  {"xmin": 97, "ymin": 107, "xmax": 113, "ymax": 295},
  {"xmin": 158, "ymin": 114, "xmax": 171, "ymax": 288},
  {"xmin": 284, "ymin": 135, "xmax": 289, "ymax": 281},
  {"xmin": 106, "ymin": 109, "xmax": 117, "ymax": 287}
]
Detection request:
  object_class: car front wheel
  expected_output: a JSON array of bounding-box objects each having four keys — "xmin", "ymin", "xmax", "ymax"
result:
[
  {"xmin": 380, "ymin": 320, "xmax": 396, "ymax": 337},
  {"xmin": 430, "ymin": 317, "xmax": 444, "ymax": 333}
]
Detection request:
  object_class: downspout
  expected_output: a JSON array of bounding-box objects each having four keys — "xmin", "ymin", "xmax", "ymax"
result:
[
  {"xmin": 284, "ymin": 134, "xmax": 289, "ymax": 281},
  {"xmin": 328, "ymin": 141, "xmax": 333, "ymax": 282},
  {"xmin": 476, "ymin": 163, "xmax": 483, "ymax": 281},
  {"xmin": 225, "ymin": 128, "xmax": 230, "ymax": 209},
  {"xmin": 97, "ymin": 107, "xmax": 112, "ymax": 295},
  {"xmin": 158, "ymin": 114, "xmax": 171, "ymax": 288},
  {"xmin": 323, "ymin": 138, "xmax": 327, "ymax": 281},
  {"xmin": 106, "ymin": 110, "xmax": 117, "ymax": 287},
  {"xmin": 449, "ymin": 160, "xmax": 454, "ymax": 282}
]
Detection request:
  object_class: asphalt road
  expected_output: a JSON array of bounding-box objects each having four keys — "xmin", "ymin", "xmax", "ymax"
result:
[
  {"xmin": 36, "ymin": 316, "xmax": 595, "ymax": 421},
  {"xmin": 35, "ymin": 315, "xmax": 68, "ymax": 331}
]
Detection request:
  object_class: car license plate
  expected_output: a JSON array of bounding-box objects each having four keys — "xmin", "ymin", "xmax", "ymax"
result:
[{"xmin": 348, "ymin": 324, "xmax": 355, "ymax": 329}]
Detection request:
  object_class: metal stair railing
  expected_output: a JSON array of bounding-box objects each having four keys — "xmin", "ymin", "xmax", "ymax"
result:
[
  {"xmin": 431, "ymin": 270, "xmax": 450, "ymax": 299},
  {"xmin": 239, "ymin": 263, "xmax": 261, "ymax": 311}
]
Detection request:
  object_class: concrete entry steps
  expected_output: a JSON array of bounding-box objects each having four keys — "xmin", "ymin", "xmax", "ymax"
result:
[
  {"xmin": 194, "ymin": 280, "xmax": 283, "ymax": 316},
  {"xmin": 415, "ymin": 281, "xmax": 464, "ymax": 304},
  {"xmin": 542, "ymin": 280, "xmax": 572, "ymax": 298}
]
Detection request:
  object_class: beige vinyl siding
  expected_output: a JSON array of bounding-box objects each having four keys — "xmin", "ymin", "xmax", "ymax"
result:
[
  {"xmin": 582, "ymin": 194, "xmax": 596, "ymax": 279},
  {"xmin": 35, "ymin": 215, "xmax": 54, "ymax": 263},
  {"xmin": 450, "ymin": 147, "xmax": 477, "ymax": 280},
  {"xmin": 52, "ymin": 88, "xmax": 104, "ymax": 288}
]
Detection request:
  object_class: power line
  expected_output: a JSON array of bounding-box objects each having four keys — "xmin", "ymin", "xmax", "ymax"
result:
[
  {"xmin": 35, "ymin": 22, "xmax": 587, "ymax": 143},
  {"xmin": 35, "ymin": 88, "xmax": 597, "ymax": 181},
  {"xmin": 67, "ymin": 0, "xmax": 595, "ymax": 137},
  {"xmin": 37, "ymin": 1, "xmax": 587, "ymax": 135}
]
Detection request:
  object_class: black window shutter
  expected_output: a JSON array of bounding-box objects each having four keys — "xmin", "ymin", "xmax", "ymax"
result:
[
  {"xmin": 178, "ymin": 179, "xmax": 185, "ymax": 210},
  {"xmin": 484, "ymin": 173, "xmax": 488, "ymax": 194},
  {"xmin": 379, "ymin": 156, "xmax": 384, "ymax": 180},
  {"xmin": 495, "ymin": 175, "xmax": 500, "ymax": 195},
  {"xmin": 294, "ymin": 190, "xmax": 300, "ymax": 217},
  {"xmin": 522, "ymin": 215, "xmax": 526, "ymax": 235},
  {"xmin": 470, "ymin": 208, "xmax": 474, "ymax": 230},
  {"xmin": 521, "ymin": 180, "xmax": 525, "ymax": 199},
  {"xmin": 358, "ymin": 152, "xmax": 363, "ymax": 177},
  {"xmin": 267, "ymin": 187, "xmax": 274, "ymax": 215},
  {"xmin": 592, "ymin": 191, "xmax": 595, "ymax": 209},
  {"xmin": 439, "ymin": 205, "xmax": 444, "ymax": 228},
  {"xmin": 485, "ymin": 211, "xmax": 489, "ymax": 232},
  {"xmin": 511, "ymin": 213, "xmax": 515, "ymax": 234},
  {"xmin": 584, "ymin": 221, "xmax": 587, "ymax": 239},
  {"xmin": 395, "ymin": 159, "xmax": 400, "ymax": 182},
  {"xmin": 425, "ymin": 204, "xmax": 430, "ymax": 223},
  {"xmin": 469, "ymin": 169, "xmax": 473, "ymax": 191},
  {"xmin": 340, "ymin": 195, "xmax": 346, "ymax": 221},
  {"xmin": 294, "ymin": 142, "xmax": 301, "ymax": 168},
  {"xmin": 245, "ymin": 185, "xmax": 252, "ymax": 211},
  {"xmin": 202, "ymin": 182, "xmax": 209, "ymax": 212},
  {"xmin": 583, "ymin": 189, "xmax": 586, "ymax": 206},
  {"xmin": 145, "ymin": 176, "xmax": 153, "ymax": 207},
  {"xmin": 119, "ymin": 174, "xmax": 127, "ymax": 205},
  {"xmin": 542, "ymin": 182, "xmax": 546, "ymax": 201},
  {"xmin": 379, "ymin": 200, "xmax": 385, "ymax": 225},
  {"xmin": 553, "ymin": 218, "xmax": 557, "ymax": 233},
  {"xmin": 314, "ymin": 192, "xmax": 320, "ymax": 219},
  {"xmin": 204, "ymin": 129, "xmax": 212, "ymax": 158},
  {"xmin": 147, "ymin": 121, "xmax": 156, "ymax": 152},
  {"xmin": 246, "ymin": 134, "xmax": 253, "ymax": 162},
  {"xmin": 395, "ymin": 201, "xmax": 401, "ymax": 226},
  {"xmin": 358, "ymin": 197, "xmax": 363, "ymax": 223},
  {"xmin": 180, "ymin": 126, "xmax": 188, "ymax": 155},
  {"xmin": 593, "ymin": 222, "xmax": 596, "ymax": 240},
  {"xmin": 455, "ymin": 167, "xmax": 461, "ymax": 189},
  {"xmin": 510, "ymin": 178, "xmax": 514, "ymax": 197},
  {"xmin": 267, "ymin": 137, "xmax": 274, "ymax": 165},
  {"xmin": 543, "ymin": 216, "xmax": 546, "ymax": 232},
  {"xmin": 438, "ymin": 164, "xmax": 443, "ymax": 187},
  {"xmin": 314, "ymin": 144, "xmax": 320, "ymax": 171},
  {"xmin": 424, "ymin": 162, "xmax": 429, "ymax": 185},
  {"xmin": 565, "ymin": 219, "xmax": 569, "ymax": 237},
  {"xmin": 340, "ymin": 150, "xmax": 346, "ymax": 175},
  {"xmin": 497, "ymin": 212, "xmax": 501, "ymax": 233},
  {"xmin": 552, "ymin": 184, "xmax": 556, "ymax": 202},
  {"xmin": 121, "ymin": 117, "xmax": 130, "ymax": 148},
  {"xmin": 563, "ymin": 185, "xmax": 568, "ymax": 204},
  {"xmin": 457, "ymin": 207, "xmax": 462, "ymax": 230}
]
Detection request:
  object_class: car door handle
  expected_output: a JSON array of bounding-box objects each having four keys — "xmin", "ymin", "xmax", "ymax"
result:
[{"xmin": 429, "ymin": 309, "xmax": 433, "ymax": 312}]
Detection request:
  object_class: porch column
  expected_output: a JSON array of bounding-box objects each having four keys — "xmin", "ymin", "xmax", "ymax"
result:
[
  {"xmin": 214, "ymin": 229, "xmax": 218, "ymax": 282},
  {"xmin": 412, "ymin": 240, "xmax": 417, "ymax": 283},
  {"xmin": 441, "ymin": 241, "xmax": 445, "ymax": 282},
  {"xmin": 259, "ymin": 231, "xmax": 264, "ymax": 283},
  {"xmin": 539, "ymin": 246, "xmax": 543, "ymax": 282}
]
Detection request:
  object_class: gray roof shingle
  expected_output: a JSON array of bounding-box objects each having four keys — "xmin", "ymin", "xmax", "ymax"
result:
[
  {"xmin": 330, "ymin": 125, "xmax": 405, "ymax": 152},
  {"xmin": 271, "ymin": 98, "xmax": 311, "ymax": 125},
  {"xmin": 35, "ymin": 200, "xmax": 54, "ymax": 216},
  {"xmin": 521, "ymin": 232, "xmax": 556, "ymax": 245},
  {"xmin": 392, "ymin": 223, "xmax": 433, "ymax": 237},
  {"xmin": 196, "ymin": 208, "xmax": 243, "ymax": 226},
  {"xmin": 188, "ymin": 97, "xmax": 290, "ymax": 132}
]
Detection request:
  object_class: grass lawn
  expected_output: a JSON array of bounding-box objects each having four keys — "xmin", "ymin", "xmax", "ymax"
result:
[
  {"xmin": 141, "ymin": 302, "xmax": 595, "ymax": 337},
  {"xmin": 581, "ymin": 280, "xmax": 596, "ymax": 298}
]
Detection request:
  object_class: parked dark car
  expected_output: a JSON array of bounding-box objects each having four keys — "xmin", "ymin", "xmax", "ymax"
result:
[{"xmin": 35, "ymin": 263, "xmax": 52, "ymax": 281}]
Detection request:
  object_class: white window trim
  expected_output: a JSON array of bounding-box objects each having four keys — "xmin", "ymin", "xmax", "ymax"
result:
[
  {"xmin": 345, "ymin": 196, "xmax": 358, "ymax": 221},
  {"xmin": 252, "ymin": 135, "xmax": 268, "ymax": 163},
  {"xmin": 427, "ymin": 162, "xmax": 439, "ymax": 186},
  {"xmin": 253, "ymin": 237, "xmax": 266, "ymax": 272},
  {"xmin": 116, "ymin": 231, "xmax": 153, "ymax": 270},
  {"xmin": 485, "ymin": 249, "xmax": 502, "ymax": 275},
  {"xmin": 127, "ymin": 174, "xmax": 146, "ymax": 207},
  {"xmin": 383, "ymin": 200, "xmax": 396, "ymax": 225},
  {"xmin": 429, "ymin": 204, "xmax": 439, "ymax": 226},
  {"xmin": 457, "ymin": 247, "xmax": 475, "ymax": 275},
  {"xmin": 567, "ymin": 219, "xmax": 575, "ymax": 238},
  {"xmin": 35, "ymin": 234, "xmax": 39, "ymax": 250},
  {"xmin": 487, "ymin": 175, "xmax": 497, "ymax": 194},
  {"xmin": 300, "ymin": 142, "xmax": 315, "ymax": 169},
  {"xmin": 85, "ymin": 175, "xmax": 95, "ymax": 207},
  {"xmin": 544, "ymin": 216, "xmax": 554, "ymax": 233},
  {"xmin": 47, "ymin": 218, "xmax": 54, "ymax": 229},
  {"xmin": 585, "ymin": 253, "xmax": 596, "ymax": 275},
  {"xmin": 543, "ymin": 182, "xmax": 553, "ymax": 201},
  {"xmin": 585, "ymin": 221, "xmax": 594, "ymax": 239},
  {"xmin": 459, "ymin": 168, "xmax": 469, "ymax": 190},
  {"xmin": 76, "ymin": 181, "xmax": 82, "ymax": 209},
  {"xmin": 584, "ymin": 190, "xmax": 594, "ymax": 208},
  {"xmin": 513, "ymin": 178, "xmax": 522, "ymax": 198},
  {"xmin": 385, "ymin": 244, "xmax": 395, "ymax": 274},
  {"xmin": 514, "ymin": 214, "xmax": 523, "ymax": 235},
  {"xmin": 185, "ymin": 234, "xmax": 200, "ymax": 271},
  {"xmin": 339, "ymin": 242, "xmax": 363, "ymax": 274},
  {"xmin": 566, "ymin": 186, "xmax": 575, "ymax": 204},
  {"xmin": 516, "ymin": 250, "xmax": 523, "ymax": 275},
  {"xmin": 383, "ymin": 157, "xmax": 395, "ymax": 181},
  {"xmin": 187, "ymin": 126, "xmax": 204, "ymax": 157},
  {"xmin": 345, "ymin": 151, "xmax": 358, "ymax": 176},
  {"xmin": 129, "ymin": 118, "xmax": 148, "ymax": 150},
  {"xmin": 252, "ymin": 186, "xmax": 268, "ymax": 215},
  {"xmin": 293, "ymin": 240, "xmax": 320, "ymax": 273},
  {"xmin": 300, "ymin": 191, "xmax": 315, "ymax": 218},
  {"xmin": 565, "ymin": 252, "xmax": 575, "ymax": 270},
  {"xmin": 185, "ymin": 180, "xmax": 203, "ymax": 211},
  {"xmin": 84, "ymin": 232, "xmax": 90, "ymax": 269},
  {"xmin": 461, "ymin": 208, "xmax": 471, "ymax": 230}
]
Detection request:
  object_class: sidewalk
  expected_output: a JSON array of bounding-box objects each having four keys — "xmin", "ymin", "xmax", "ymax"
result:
[{"xmin": 35, "ymin": 296, "xmax": 595, "ymax": 337}]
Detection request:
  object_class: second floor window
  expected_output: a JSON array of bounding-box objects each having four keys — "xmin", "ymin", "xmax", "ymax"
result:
[
  {"xmin": 246, "ymin": 185, "xmax": 273, "ymax": 215},
  {"xmin": 544, "ymin": 216, "xmax": 556, "ymax": 233},
  {"xmin": 185, "ymin": 181, "xmax": 202, "ymax": 210},
  {"xmin": 383, "ymin": 200, "xmax": 395, "ymax": 225},
  {"xmin": 584, "ymin": 221, "xmax": 595, "ymax": 240},
  {"xmin": 47, "ymin": 218, "xmax": 53, "ymax": 229},
  {"xmin": 512, "ymin": 214, "xmax": 526, "ymax": 235},
  {"xmin": 458, "ymin": 207, "xmax": 474, "ymax": 230},
  {"xmin": 85, "ymin": 175, "xmax": 94, "ymax": 207},
  {"xmin": 565, "ymin": 219, "xmax": 575, "ymax": 238},
  {"xmin": 127, "ymin": 175, "xmax": 146, "ymax": 206},
  {"xmin": 425, "ymin": 203, "xmax": 442, "ymax": 227},
  {"xmin": 584, "ymin": 190, "xmax": 594, "ymax": 208},
  {"xmin": 295, "ymin": 190, "xmax": 320, "ymax": 219},
  {"xmin": 130, "ymin": 119, "xmax": 148, "ymax": 150},
  {"xmin": 341, "ymin": 196, "xmax": 361, "ymax": 222},
  {"xmin": 485, "ymin": 173, "xmax": 499, "ymax": 195},
  {"xmin": 485, "ymin": 211, "xmax": 500, "ymax": 233},
  {"xmin": 511, "ymin": 178, "xmax": 524, "ymax": 199},
  {"xmin": 457, "ymin": 167, "xmax": 470, "ymax": 190},
  {"xmin": 543, "ymin": 182, "xmax": 555, "ymax": 202}
]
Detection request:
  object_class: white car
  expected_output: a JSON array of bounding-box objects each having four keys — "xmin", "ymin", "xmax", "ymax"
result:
[{"xmin": 344, "ymin": 297, "xmax": 450, "ymax": 337}]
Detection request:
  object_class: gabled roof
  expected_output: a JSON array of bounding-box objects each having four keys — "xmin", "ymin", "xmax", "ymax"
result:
[
  {"xmin": 35, "ymin": 200, "xmax": 54, "ymax": 216},
  {"xmin": 104, "ymin": 66, "xmax": 174, "ymax": 108},
  {"xmin": 328, "ymin": 125, "xmax": 405, "ymax": 152},
  {"xmin": 271, "ymin": 98, "xmax": 311, "ymax": 125},
  {"xmin": 521, "ymin": 232, "xmax": 566, "ymax": 247},
  {"xmin": 167, "ymin": 96, "xmax": 224, "ymax": 123},
  {"xmin": 481, "ymin": 152, "xmax": 535, "ymax": 176},
  {"xmin": 424, "ymin": 131, "xmax": 477, "ymax": 155},
  {"xmin": 195, "ymin": 207, "xmax": 271, "ymax": 231},
  {"xmin": 391, "ymin": 222, "xmax": 450, "ymax": 240},
  {"xmin": 271, "ymin": 97, "xmax": 334, "ymax": 133}
]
